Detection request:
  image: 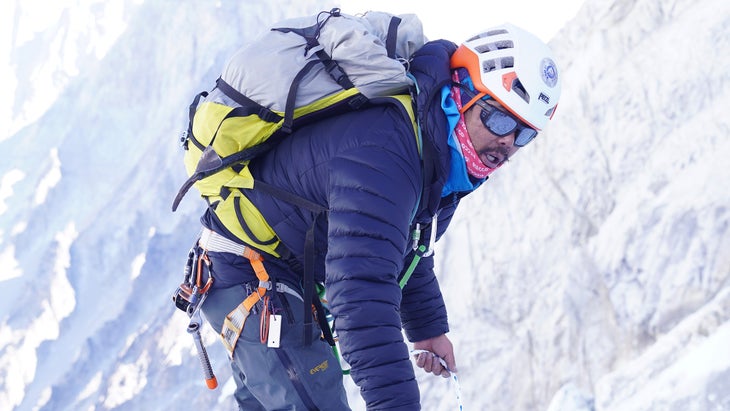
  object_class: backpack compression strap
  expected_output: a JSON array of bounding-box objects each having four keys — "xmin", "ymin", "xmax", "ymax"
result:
[
  {"xmin": 385, "ymin": 15, "xmax": 402, "ymax": 59},
  {"xmin": 272, "ymin": 8, "xmax": 360, "ymax": 133}
]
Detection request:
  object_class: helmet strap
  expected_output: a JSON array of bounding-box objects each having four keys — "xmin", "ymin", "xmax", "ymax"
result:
[{"xmin": 458, "ymin": 91, "xmax": 487, "ymax": 114}]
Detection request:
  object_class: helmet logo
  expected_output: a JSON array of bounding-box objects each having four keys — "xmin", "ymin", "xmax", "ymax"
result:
[{"xmin": 540, "ymin": 58, "xmax": 558, "ymax": 88}]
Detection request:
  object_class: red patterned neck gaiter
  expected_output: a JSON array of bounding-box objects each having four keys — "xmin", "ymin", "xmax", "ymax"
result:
[{"xmin": 449, "ymin": 72, "xmax": 498, "ymax": 179}]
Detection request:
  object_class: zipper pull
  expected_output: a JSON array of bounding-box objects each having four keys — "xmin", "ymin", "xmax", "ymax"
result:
[{"xmin": 411, "ymin": 223, "xmax": 422, "ymax": 251}]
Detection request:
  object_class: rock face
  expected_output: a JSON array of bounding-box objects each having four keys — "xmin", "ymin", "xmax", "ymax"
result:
[{"xmin": 430, "ymin": 0, "xmax": 730, "ymax": 409}]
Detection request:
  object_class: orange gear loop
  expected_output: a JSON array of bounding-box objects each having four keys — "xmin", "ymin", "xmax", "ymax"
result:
[{"xmin": 260, "ymin": 294, "xmax": 272, "ymax": 344}]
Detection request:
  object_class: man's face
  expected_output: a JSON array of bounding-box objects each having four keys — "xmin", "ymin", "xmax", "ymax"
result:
[{"xmin": 463, "ymin": 100, "xmax": 522, "ymax": 169}]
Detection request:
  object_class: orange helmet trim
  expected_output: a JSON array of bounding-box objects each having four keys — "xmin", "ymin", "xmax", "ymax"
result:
[{"xmin": 501, "ymin": 71, "xmax": 517, "ymax": 92}]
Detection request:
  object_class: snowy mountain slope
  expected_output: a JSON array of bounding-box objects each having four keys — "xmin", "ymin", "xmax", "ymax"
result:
[
  {"xmin": 1, "ymin": 0, "xmax": 729, "ymax": 410},
  {"xmin": 0, "ymin": 1, "xmax": 330, "ymax": 410},
  {"xmin": 1, "ymin": 0, "xmax": 134, "ymax": 140}
]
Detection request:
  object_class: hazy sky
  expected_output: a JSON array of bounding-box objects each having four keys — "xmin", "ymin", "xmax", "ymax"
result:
[{"xmin": 339, "ymin": 0, "xmax": 586, "ymax": 42}]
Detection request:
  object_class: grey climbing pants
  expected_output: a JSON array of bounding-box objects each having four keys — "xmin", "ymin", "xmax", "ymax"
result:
[{"xmin": 201, "ymin": 283, "xmax": 350, "ymax": 411}]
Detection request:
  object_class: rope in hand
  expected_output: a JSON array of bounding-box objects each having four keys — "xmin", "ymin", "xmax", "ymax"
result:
[{"xmin": 410, "ymin": 349, "xmax": 463, "ymax": 411}]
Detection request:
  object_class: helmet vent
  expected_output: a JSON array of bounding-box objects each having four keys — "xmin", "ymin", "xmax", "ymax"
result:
[
  {"xmin": 482, "ymin": 56, "xmax": 514, "ymax": 73},
  {"xmin": 485, "ymin": 28, "xmax": 508, "ymax": 37},
  {"xmin": 466, "ymin": 29, "xmax": 507, "ymax": 42},
  {"xmin": 512, "ymin": 78, "xmax": 529, "ymax": 103},
  {"xmin": 475, "ymin": 40, "xmax": 514, "ymax": 54}
]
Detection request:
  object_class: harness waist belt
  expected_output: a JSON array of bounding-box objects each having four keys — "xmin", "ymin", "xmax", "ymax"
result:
[
  {"xmin": 198, "ymin": 227, "xmax": 303, "ymax": 302},
  {"xmin": 199, "ymin": 227, "xmax": 249, "ymax": 255}
]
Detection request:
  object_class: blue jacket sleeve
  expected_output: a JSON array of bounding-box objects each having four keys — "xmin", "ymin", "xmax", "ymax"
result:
[{"xmin": 324, "ymin": 107, "xmax": 424, "ymax": 410}]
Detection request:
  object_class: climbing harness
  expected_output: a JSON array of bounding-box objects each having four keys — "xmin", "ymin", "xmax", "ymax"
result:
[{"xmin": 197, "ymin": 227, "xmax": 303, "ymax": 356}]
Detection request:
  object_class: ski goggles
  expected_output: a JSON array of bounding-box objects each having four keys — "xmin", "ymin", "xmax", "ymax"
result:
[{"xmin": 462, "ymin": 88, "xmax": 538, "ymax": 147}]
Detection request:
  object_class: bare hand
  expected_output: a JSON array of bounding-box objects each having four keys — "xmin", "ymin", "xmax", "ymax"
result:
[{"xmin": 412, "ymin": 334, "xmax": 457, "ymax": 378}]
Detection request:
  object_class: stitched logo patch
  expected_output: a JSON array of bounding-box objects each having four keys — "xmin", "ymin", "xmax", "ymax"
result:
[{"xmin": 310, "ymin": 360, "xmax": 329, "ymax": 374}]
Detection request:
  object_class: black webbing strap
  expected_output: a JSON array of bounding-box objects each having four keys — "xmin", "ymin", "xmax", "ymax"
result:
[
  {"xmin": 272, "ymin": 10, "xmax": 356, "ymax": 133},
  {"xmin": 253, "ymin": 181, "xmax": 327, "ymax": 214},
  {"xmin": 313, "ymin": 49, "xmax": 355, "ymax": 90},
  {"xmin": 184, "ymin": 91, "xmax": 208, "ymax": 150},
  {"xmin": 216, "ymin": 77, "xmax": 282, "ymax": 123},
  {"xmin": 233, "ymin": 200, "xmax": 278, "ymax": 247},
  {"xmin": 282, "ymin": 60, "xmax": 322, "ymax": 134},
  {"xmin": 312, "ymin": 289, "xmax": 336, "ymax": 346},
  {"xmin": 250, "ymin": 180, "xmax": 329, "ymax": 346},
  {"xmin": 301, "ymin": 212, "xmax": 335, "ymax": 347},
  {"xmin": 302, "ymin": 217, "xmax": 317, "ymax": 345},
  {"xmin": 385, "ymin": 16, "xmax": 402, "ymax": 59}
]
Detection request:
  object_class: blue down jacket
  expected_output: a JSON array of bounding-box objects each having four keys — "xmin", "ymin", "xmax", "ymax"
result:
[{"xmin": 203, "ymin": 39, "xmax": 463, "ymax": 409}]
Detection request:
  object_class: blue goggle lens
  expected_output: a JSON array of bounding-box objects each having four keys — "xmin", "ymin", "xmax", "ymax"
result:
[
  {"xmin": 460, "ymin": 85, "xmax": 539, "ymax": 147},
  {"xmin": 478, "ymin": 103, "xmax": 538, "ymax": 147}
]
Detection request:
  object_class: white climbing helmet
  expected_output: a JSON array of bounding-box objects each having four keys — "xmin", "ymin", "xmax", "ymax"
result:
[{"xmin": 450, "ymin": 23, "xmax": 561, "ymax": 131}]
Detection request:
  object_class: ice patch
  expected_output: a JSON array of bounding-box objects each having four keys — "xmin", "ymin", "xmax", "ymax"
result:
[
  {"xmin": 218, "ymin": 376, "xmax": 237, "ymax": 405},
  {"xmin": 102, "ymin": 351, "xmax": 149, "ymax": 409},
  {"xmin": 34, "ymin": 387, "xmax": 51, "ymax": 411},
  {"xmin": 130, "ymin": 253, "xmax": 146, "ymax": 280},
  {"xmin": 11, "ymin": 221, "xmax": 27, "ymax": 236},
  {"xmin": 77, "ymin": 372, "xmax": 102, "ymax": 403},
  {"xmin": 34, "ymin": 148, "xmax": 62, "ymax": 206},
  {"xmin": 0, "ymin": 245, "xmax": 22, "ymax": 282},
  {"xmin": 0, "ymin": 169, "xmax": 26, "ymax": 215},
  {"xmin": 157, "ymin": 314, "xmax": 190, "ymax": 367},
  {"xmin": 547, "ymin": 382, "xmax": 595, "ymax": 411},
  {"xmin": 51, "ymin": 222, "xmax": 77, "ymax": 318}
]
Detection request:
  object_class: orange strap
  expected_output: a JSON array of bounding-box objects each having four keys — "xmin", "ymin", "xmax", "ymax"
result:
[
  {"xmin": 242, "ymin": 247, "xmax": 269, "ymax": 311},
  {"xmin": 217, "ymin": 244, "xmax": 276, "ymax": 358}
]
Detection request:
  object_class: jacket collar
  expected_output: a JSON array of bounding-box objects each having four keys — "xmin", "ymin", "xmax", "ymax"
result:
[{"xmin": 408, "ymin": 39, "xmax": 458, "ymax": 220}]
